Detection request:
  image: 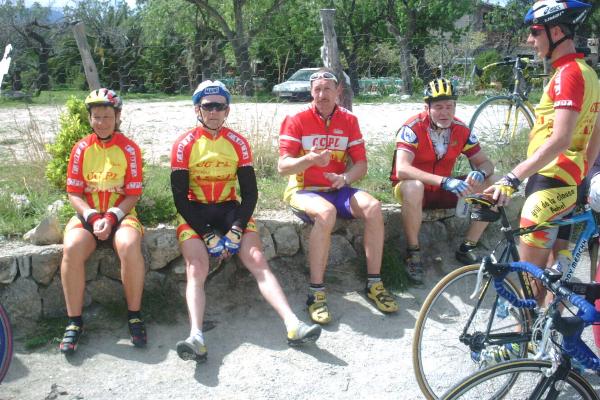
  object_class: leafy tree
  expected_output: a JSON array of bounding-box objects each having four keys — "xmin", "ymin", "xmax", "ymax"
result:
[
  {"xmin": 183, "ymin": 0, "xmax": 288, "ymax": 96},
  {"xmin": 484, "ymin": 0, "xmax": 529, "ymax": 56}
]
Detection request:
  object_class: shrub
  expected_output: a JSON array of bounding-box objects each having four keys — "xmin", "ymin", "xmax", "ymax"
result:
[
  {"xmin": 473, "ymin": 50, "xmax": 512, "ymax": 91},
  {"xmin": 45, "ymin": 96, "xmax": 91, "ymax": 189}
]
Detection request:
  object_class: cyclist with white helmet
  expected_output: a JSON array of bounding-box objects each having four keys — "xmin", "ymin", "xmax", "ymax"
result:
[
  {"xmin": 486, "ymin": 0, "xmax": 600, "ymax": 304},
  {"xmin": 391, "ymin": 78, "xmax": 495, "ymax": 282},
  {"xmin": 170, "ymin": 80, "xmax": 321, "ymax": 363},
  {"xmin": 60, "ymin": 88, "xmax": 147, "ymax": 354}
]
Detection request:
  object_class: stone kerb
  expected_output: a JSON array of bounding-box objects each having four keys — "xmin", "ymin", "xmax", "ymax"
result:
[{"xmin": 0, "ymin": 200, "xmax": 523, "ymax": 333}]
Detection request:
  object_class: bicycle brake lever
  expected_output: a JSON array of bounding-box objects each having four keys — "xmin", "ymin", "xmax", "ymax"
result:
[{"xmin": 470, "ymin": 259, "xmax": 487, "ymax": 300}]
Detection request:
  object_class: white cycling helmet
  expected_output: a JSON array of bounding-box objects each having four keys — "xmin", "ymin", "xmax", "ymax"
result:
[
  {"xmin": 192, "ymin": 80, "xmax": 231, "ymax": 105},
  {"xmin": 589, "ymin": 174, "xmax": 600, "ymax": 212}
]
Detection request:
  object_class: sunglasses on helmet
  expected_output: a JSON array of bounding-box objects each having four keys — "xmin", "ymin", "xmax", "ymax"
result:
[
  {"xmin": 309, "ymin": 71, "xmax": 338, "ymax": 83},
  {"xmin": 200, "ymin": 102, "xmax": 228, "ymax": 112}
]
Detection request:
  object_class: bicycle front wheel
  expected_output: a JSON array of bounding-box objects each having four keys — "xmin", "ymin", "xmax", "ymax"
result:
[
  {"xmin": 442, "ymin": 359, "xmax": 599, "ymax": 400},
  {"xmin": 412, "ymin": 264, "xmax": 530, "ymax": 399},
  {"xmin": 0, "ymin": 303, "xmax": 13, "ymax": 383},
  {"xmin": 469, "ymin": 95, "xmax": 533, "ymax": 174}
]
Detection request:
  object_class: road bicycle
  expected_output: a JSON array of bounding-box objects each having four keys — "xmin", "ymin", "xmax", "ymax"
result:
[
  {"xmin": 0, "ymin": 301, "xmax": 13, "ymax": 383},
  {"xmin": 469, "ymin": 56, "xmax": 537, "ymax": 147},
  {"xmin": 441, "ymin": 259, "xmax": 600, "ymax": 399},
  {"xmin": 412, "ymin": 194, "xmax": 599, "ymax": 399}
]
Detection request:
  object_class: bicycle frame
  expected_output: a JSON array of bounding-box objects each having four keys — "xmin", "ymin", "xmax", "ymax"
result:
[{"xmin": 460, "ymin": 204, "xmax": 598, "ymax": 353}]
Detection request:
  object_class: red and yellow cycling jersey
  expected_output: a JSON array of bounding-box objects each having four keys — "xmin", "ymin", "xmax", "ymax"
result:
[
  {"xmin": 279, "ymin": 104, "xmax": 367, "ymax": 201},
  {"xmin": 66, "ymin": 132, "xmax": 143, "ymax": 212},
  {"xmin": 390, "ymin": 111, "xmax": 481, "ymax": 191},
  {"xmin": 170, "ymin": 126, "xmax": 253, "ymax": 204},
  {"xmin": 528, "ymin": 53, "xmax": 600, "ymax": 185}
]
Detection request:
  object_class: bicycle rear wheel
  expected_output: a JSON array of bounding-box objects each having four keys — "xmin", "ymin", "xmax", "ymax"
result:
[
  {"xmin": 441, "ymin": 359, "xmax": 599, "ymax": 400},
  {"xmin": 0, "ymin": 303, "xmax": 13, "ymax": 383},
  {"xmin": 469, "ymin": 95, "xmax": 533, "ymax": 173},
  {"xmin": 412, "ymin": 264, "xmax": 531, "ymax": 399}
]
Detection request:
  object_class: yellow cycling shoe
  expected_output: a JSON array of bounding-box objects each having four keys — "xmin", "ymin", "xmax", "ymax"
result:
[
  {"xmin": 366, "ymin": 281, "xmax": 399, "ymax": 313},
  {"xmin": 306, "ymin": 291, "xmax": 332, "ymax": 325}
]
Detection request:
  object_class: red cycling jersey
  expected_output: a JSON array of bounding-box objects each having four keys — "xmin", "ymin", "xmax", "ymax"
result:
[
  {"xmin": 528, "ymin": 53, "xmax": 600, "ymax": 185},
  {"xmin": 66, "ymin": 132, "xmax": 143, "ymax": 211},
  {"xmin": 390, "ymin": 111, "xmax": 481, "ymax": 191},
  {"xmin": 279, "ymin": 104, "xmax": 367, "ymax": 201}
]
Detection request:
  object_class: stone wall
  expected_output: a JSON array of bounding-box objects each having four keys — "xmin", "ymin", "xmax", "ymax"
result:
[{"xmin": 0, "ymin": 201, "xmax": 523, "ymax": 333}]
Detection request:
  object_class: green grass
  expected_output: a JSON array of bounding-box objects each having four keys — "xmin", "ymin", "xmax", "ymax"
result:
[
  {"xmin": 380, "ymin": 246, "xmax": 411, "ymax": 292},
  {"xmin": 22, "ymin": 316, "xmax": 65, "ymax": 350}
]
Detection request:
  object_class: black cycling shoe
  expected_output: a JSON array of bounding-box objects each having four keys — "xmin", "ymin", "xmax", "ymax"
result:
[
  {"xmin": 59, "ymin": 324, "xmax": 83, "ymax": 355},
  {"xmin": 455, "ymin": 247, "xmax": 482, "ymax": 265},
  {"xmin": 128, "ymin": 318, "xmax": 147, "ymax": 348}
]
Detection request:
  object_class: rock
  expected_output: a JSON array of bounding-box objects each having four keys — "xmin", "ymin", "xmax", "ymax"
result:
[
  {"xmin": 327, "ymin": 234, "xmax": 357, "ymax": 266},
  {"xmin": 0, "ymin": 278, "xmax": 41, "ymax": 330},
  {"xmin": 87, "ymin": 276, "xmax": 124, "ymax": 306},
  {"xmin": 39, "ymin": 276, "xmax": 66, "ymax": 317},
  {"xmin": 0, "ymin": 255, "xmax": 18, "ymax": 284},
  {"xmin": 144, "ymin": 225, "xmax": 180, "ymax": 271},
  {"xmin": 31, "ymin": 245, "xmax": 62, "ymax": 285},
  {"xmin": 23, "ymin": 215, "xmax": 62, "ymax": 245},
  {"xmin": 170, "ymin": 258, "xmax": 187, "ymax": 282},
  {"xmin": 272, "ymin": 225, "xmax": 300, "ymax": 256},
  {"xmin": 144, "ymin": 271, "xmax": 167, "ymax": 292},
  {"xmin": 47, "ymin": 199, "xmax": 65, "ymax": 215},
  {"xmin": 96, "ymin": 247, "xmax": 122, "ymax": 280},
  {"xmin": 258, "ymin": 224, "xmax": 276, "ymax": 261}
]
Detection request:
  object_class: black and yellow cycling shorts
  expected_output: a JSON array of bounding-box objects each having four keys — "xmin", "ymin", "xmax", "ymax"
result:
[{"xmin": 520, "ymin": 174, "xmax": 577, "ymax": 249}]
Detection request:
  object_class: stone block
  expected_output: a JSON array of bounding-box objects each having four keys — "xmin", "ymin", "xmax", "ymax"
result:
[
  {"xmin": 0, "ymin": 256, "xmax": 18, "ymax": 284},
  {"xmin": 31, "ymin": 245, "xmax": 62, "ymax": 285},
  {"xmin": 0, "ymin": 278, "xmax": 41, "ymax": 330},
  {"xmin": 39, "ymin": 276, "xmax": 66, "ymax": 317},
  {"xmin": 23, "ymin": 215, "xmax": 62, "ymax": 245},
  {"xmin": 144, "ymin": 225, "xmax": 180, "ymax": 271},
  {"xmin": 258, "ymin": 223, "xmax": 276, "ymax": 261},
  {"xmin": 272, "ymin": 225, "xmax": 299, "ymax": 257},
  {"xmin": 87, "ymin": 276, "xmax": 124, "ymax": 306}
]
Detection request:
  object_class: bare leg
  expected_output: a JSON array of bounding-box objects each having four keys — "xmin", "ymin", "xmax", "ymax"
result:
[
  {"xmin": 114, "ymin": 226, "xmax": 145, "ymax": 311},
  {"xmin": 61, "ymin": 228, "xmax": 96, "ymax": 316},
  {"xmin": 399, "ymin": 180, "xmax": 424, "ymax": 248},
  {"xmin": 180, "ymin": 238, "xmax": 210, "ymax": 333},
  {"xmin": 349, "ymin": 191, "xmax": 384, "ymax": 274},
  {"xmin": 302, "ymin": 197, "xmax": 338, "ymax": 284}
]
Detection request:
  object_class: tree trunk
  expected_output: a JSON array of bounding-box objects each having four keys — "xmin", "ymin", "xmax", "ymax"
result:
[
  {"xmin": 72, "ymin": 23, "xmax": 101, "ymax": 90},
  {"xmin": 386, "ymin": 21, "xmax": 413, "ymax": 95},
  {"xmin": 319, "ymin": 9, "xmax": 353, "ymax": 110},
  {"xmin": 411, "ymin": 46, "xmax": 433, "ymax": 84}
]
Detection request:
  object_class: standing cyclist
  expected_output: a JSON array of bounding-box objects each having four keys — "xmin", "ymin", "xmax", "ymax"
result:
[{"xmin": 486, "ymin": 0, "xmax": 600, "ymax": 305}]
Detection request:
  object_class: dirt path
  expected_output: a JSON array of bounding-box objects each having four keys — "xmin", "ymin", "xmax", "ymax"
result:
[{"xmin": 2, "ymin": 254, "xmax": 600, "ymax": 400}]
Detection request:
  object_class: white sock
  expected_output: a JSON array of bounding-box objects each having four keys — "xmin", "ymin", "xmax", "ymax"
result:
[
  {"xmin": 190, "ymin": 329, "xmax": 204, "ymax": 344},
  {"xmin": 284, "ymin": 315, "xmax": 300, "ymax": 333}
]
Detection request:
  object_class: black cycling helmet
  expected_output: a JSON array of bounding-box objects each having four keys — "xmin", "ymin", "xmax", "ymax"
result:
[
  {"xmin": 423, "ymin": 78, "xmax": 457, "ymax": 104},
  {"xmin": 524, "ymin": 0, "xmax": 591, "ymax": 59}
]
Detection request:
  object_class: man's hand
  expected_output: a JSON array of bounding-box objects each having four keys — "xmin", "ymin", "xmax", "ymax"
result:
[
  {"xmin": 222, "ymin": 226, "xmax": 243, "ymax": 259},
  {"xmin": 484, "ymin": 173, "xmax": 520, "ymax": 207},
  {"xmin": 307, "ymin": 146, "xmax": 331, "ymax": 168},
  {"xmin": 324, "ymin": 172, "xmax": 346, "ymax": 189},
  {"xmin": 441, "ymin": 177, "xmax": 470, "ymax": 196}
]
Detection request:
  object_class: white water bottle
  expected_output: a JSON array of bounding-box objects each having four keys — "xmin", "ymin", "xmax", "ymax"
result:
[{"xmin": 455, "ymin": 197, "xmax": 469, "ymax": 218}]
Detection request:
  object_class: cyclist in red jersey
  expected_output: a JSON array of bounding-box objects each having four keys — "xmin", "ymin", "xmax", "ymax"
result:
[
  {"xmin": 278, "ymin": 68, "xmax": 398, "ymax": 325},
  {"xmin": 59, "ymin": 88, "xmax": 146, "ymax": 354},
  {"xmin": 171, "ymin": 81, "xmax": 320, "ymax": 363},
  {"xmin": 391, "ymin": 78, "xmax": 495, "ymax": 283},
  {"xmin": 486, "ymin": 0, "xmax": 600, "ymax": 304}
]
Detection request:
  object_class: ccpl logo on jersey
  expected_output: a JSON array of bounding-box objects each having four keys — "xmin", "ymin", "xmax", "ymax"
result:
[{"xmin": 333, "ymin": 129, "xmax": 344, "ymax": 135}]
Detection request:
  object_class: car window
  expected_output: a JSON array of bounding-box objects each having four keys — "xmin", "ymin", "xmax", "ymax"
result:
[{"xmin": 288, "ymin": 70, "xmax": 315, "ymax": 81}]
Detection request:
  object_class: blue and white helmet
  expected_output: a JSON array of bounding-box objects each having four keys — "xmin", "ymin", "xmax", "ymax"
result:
[
  {"xmin": 192, "ymin": 80, "xmax": 232, "ymax": 105},
  {"xmin": 524, "ymin": 0, "xmax": 591, "ymax": 26}
]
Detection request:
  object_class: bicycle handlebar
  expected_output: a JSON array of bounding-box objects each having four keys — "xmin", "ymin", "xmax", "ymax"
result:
[{"xmin": 490, "ymin": 260, "xmax": 600, "ymax": 371}]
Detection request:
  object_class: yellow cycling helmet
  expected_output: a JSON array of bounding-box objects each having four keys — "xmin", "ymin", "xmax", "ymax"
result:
[
  {"xmin": 423, "ymin": 78, "xmax": 457, "ymax": 103},
  {"xmin": 85, "ymin": 88, "xmax": 123, "ymax": 111}
]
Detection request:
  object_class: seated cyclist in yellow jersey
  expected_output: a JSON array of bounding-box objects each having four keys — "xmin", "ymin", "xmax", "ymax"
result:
[
  {"xmin": 486, "ymin": 0, "xmax": 600, "ymax": 304},
  {"xmin": 170, "ymin": 80, "xmax": 321, "ymax": 363},
  {"xmin": 59, "ymin": 88, "xmax": 147, "ymax": 354}
]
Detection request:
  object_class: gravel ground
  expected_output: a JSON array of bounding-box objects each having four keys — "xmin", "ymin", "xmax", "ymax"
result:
[{"xmin": 0, "ymin": 100, "xmax": 481, "ymax": 163}]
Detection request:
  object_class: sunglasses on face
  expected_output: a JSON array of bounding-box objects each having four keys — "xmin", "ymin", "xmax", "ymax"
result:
[
  {"xmin": 309, "ymin": 71, "xmax": 338, "ymax": 83},
  {"xmin": 529, "ymin": 26, "xmax": 544, "ymax": 37},
  {"xmin": 200, "ymin": 102, "xmax": 228, "ymax": 112}
]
